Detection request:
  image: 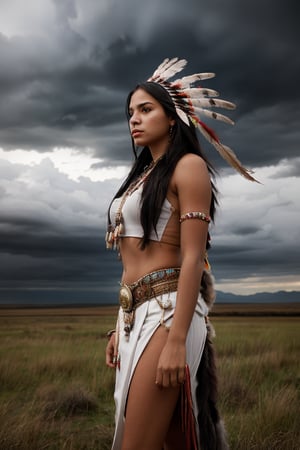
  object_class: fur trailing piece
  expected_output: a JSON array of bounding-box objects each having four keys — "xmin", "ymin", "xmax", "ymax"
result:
[
  {"xmin": 195, "ymin": 271, "xmax": 230, "ymax": 450},
  {"xmin": 196, "ymin": 335, "xmax": 229, "ymax": 450},
  {"xmin": 148, "ymin": 57, "xmax": 259, "ymax": 183},
  {"xmin": 200, "ymin": 270, "xmax": 216, "ymax": 310}
]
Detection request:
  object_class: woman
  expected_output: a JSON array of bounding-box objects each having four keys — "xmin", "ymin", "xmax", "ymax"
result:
[{"xmin": 105, "ymin": 58, "xmax": 256, "ymax": 450}]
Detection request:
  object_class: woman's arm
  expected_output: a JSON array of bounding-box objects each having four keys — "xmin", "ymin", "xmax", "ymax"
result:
[
  {"xmin": 155, "ymin": 153, "xmax": 211, "ymax": 388},
  {"xmin": 106, "ymin": 331, "xmax": 117, "ymax": 368}
]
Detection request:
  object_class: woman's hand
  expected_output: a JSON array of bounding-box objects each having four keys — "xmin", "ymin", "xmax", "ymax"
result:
[
  {"xmin": 155, "ymin": 339, "xmax": 186, "ymax": 388},
  {"xmin": 105, "ymin": 332, "xmax": 117, "ymax": 369}
]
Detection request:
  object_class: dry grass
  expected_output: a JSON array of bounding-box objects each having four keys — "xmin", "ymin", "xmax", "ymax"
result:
[
  {"xmin": 36, "ymin": 383, "xmax": 99, "ymax": 419},
  {"xmin": 0, "ymin": 306, "xmax": 299, "ymax": 449},
  {"xmin": 215, "ymin": 316, "xmax": 300, "ymax": 449}
]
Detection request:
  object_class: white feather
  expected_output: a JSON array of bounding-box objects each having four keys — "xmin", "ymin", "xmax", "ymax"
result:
[
  {"xmin": 152, "ymin": 57, "xmax": 178, "ymax": 79},
  {"xmin": 173, "ymin": 72, "xmax": 215, "ymax": 86},
  {"xmin": 194, "ymin": 107, "xmax": 235, "ymax": 125},
  {"xmin": 160, "ymin": 59, "xmax": 187, "ymax": 81},
  {"xmin": 191, "ymin": 98, "xmax": 236, "ymax": 110},
  {"xmin": 177, "ymin": 88, "xmax": 220, "ymax": 99},
  {"xmin": 196, "ymin": 123, "xmax": 258, "ymax": 182},
  {"xmin": 151, "ymin": 58, "xmax": 171, "ymax": 77},
  {"xmin": 179, "ymin": 87, "xmax": 216, "ymax": 97},
  {"xmin": 149, "ymin": 57, "xmax": 187, "ymax": 81},
  {"xmin": 175, "ymin": 107, "xmax": 190, "ymax": 125},
  {"xmin": 195, "ymin": 88, "xmax": 220, "ymax": 97}
]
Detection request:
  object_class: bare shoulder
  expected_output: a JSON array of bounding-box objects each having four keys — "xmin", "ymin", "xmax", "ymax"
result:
[
  {"xmin": 170, "ymin": 153, "xmax": 211, "ymax": 212},
  {"xmin": 173, "ymin": 153, "xmax": 210, "ymax": 184}
]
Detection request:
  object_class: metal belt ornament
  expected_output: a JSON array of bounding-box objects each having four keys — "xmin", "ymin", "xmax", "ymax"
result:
[
  {"xmin": 118, "ymin": 268, "xmax": 180, "ymax": 337},
  {"xmin": 119, "ymin": 283, "xmax": 156, "ymax": 336},
  {"xmin": 119, "ymin": 283, "xmax": 140, "ymax": 336},
  {"xmin": 119, "ymin": 284, "xmax": 133, "ymax": 313}
]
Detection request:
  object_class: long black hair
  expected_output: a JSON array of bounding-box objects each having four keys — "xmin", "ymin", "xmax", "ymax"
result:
[{"xmin": 108, "ymin": 81, "xmax": 218, "ymax": 249}]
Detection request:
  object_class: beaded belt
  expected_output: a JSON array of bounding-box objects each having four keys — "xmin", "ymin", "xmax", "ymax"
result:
[{"xmin": 119, "ymin": 268, "xmax": 180, "ymax": 336}]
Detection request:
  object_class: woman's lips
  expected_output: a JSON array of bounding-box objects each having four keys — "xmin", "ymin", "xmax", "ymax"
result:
[{"xmin": 131, "ymin": 130, "xmax": 143, "ymax": 137}]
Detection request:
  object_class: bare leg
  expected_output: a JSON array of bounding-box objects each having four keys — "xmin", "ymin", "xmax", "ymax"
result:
[
  {"xmin": 121, "ymin": 326, "xmax": 181, "ymax": 450},
  {"xmin": 164, "ymin": 402, "xmax": 186, "ymax": 450}
]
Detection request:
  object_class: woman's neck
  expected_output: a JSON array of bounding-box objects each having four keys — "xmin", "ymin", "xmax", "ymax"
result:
[{"xmin": 148, "ymin": 140, "xmax": 169, "ymax": 162}]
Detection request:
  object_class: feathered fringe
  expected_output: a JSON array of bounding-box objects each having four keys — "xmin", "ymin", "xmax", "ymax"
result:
[
  {"xmin": 195, "ymin": 119, "xmax": 259, "ymax": 183},
  {"xmin": 147, "ymin": 57, "xmax": 259, "ymax": 183}
]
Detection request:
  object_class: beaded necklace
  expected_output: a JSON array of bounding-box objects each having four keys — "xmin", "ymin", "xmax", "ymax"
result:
[{"xmin": 106, "ymin": 158, "xmax": 160, "ymax": 250}]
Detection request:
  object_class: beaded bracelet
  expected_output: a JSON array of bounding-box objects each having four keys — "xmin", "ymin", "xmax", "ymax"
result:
[
  {"xmin": 179, "ymin": 211, "xmax": 211, "ymax": 223},
  {"xmin": 106, "ymin": 329, "xmax": 116, "ymax": 339}
]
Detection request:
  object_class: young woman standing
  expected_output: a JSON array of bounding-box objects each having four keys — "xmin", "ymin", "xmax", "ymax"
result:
[{"xmin": 105, "ymin": 58, "xmax": 257, "ymax": 450}]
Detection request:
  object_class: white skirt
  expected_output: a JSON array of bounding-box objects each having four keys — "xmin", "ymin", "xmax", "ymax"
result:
[{"xmin": 111, "ymin": 291, "xmax": 209, "ymax": 450}]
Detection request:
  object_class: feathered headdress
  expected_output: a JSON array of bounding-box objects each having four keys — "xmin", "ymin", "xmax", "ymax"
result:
[{"xmin": 148, "ymin": 57, "xmax": 258, "ymax": 182}]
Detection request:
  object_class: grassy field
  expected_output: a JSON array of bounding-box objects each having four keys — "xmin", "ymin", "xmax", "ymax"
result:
[{"xmin": 0, "ymin": 305, "xmax": 299, "ymax": 450}]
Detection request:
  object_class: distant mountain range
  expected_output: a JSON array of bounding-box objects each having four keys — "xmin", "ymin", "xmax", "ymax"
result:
[
  {"xmin": 215, "ymin": 290, "xmax": 299, "ymax": 304},
  {"xmin": 0, "ymin": 289, "xmax": 299, "ymax": 307}
]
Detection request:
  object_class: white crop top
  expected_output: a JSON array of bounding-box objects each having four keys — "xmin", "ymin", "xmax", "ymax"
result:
[{"xmin": 110, "ymin": 184, "xmax": 180, "ymax": 245}]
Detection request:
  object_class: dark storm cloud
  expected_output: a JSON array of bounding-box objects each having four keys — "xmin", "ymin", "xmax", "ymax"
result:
[
  {"xmin": 0, "ymin": 0, "xmax": 298, "ymax": 167},
  {"xmin": 211, "ymin": 240, "xmax": 300, "ymax": 282},
  {"xmin": 0, "ymin": 249, "xmax": 122, "ymax": 305},
  {"xmin": 0, "ymin": 0, "xmax": 299, "ymax": 302},
  {"xmin": 0, "ymin": 155, "xmax": 122, "ymax": 302}
]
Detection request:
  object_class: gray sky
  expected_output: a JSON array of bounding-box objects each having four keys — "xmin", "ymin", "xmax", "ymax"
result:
[{"xmin": 0, "ymin": 0, "xmax": 299, "ymax": 304}]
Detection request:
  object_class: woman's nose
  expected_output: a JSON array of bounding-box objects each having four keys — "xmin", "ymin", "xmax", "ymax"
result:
[{"xmin": 130, "ymin": 111, "xmax": 141, "ymax": 125}]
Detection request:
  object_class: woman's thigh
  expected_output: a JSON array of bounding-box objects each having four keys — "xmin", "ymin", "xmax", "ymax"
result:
[{"xmin": 121, "ymin": 326, "xmax": 180, "ymax": 450}]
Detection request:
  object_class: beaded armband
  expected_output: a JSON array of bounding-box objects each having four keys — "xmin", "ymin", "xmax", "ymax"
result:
[{"xmin": 179, "ymin": 211, "xmax": 211, "ymax": 224}]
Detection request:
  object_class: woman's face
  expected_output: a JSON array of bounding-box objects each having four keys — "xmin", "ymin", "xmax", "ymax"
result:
[{"xmin": 128, "ymin": 88, "xmax": 175, "ymax": 153}]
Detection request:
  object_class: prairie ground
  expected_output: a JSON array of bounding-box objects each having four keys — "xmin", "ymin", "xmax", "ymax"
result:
[{"xmin": 0, "ymin": 304, "xmax": 299, "ymax": 449}]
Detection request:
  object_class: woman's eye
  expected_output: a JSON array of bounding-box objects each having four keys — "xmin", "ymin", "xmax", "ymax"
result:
[{"xmin": 142, "ymin": 107, "xmax": 151, "ymax": 113}]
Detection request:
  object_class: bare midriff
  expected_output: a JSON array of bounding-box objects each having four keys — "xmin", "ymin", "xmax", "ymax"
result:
[{"xmin": 119, "ymin": 237, "xmax": 181, "ymax": 285}]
